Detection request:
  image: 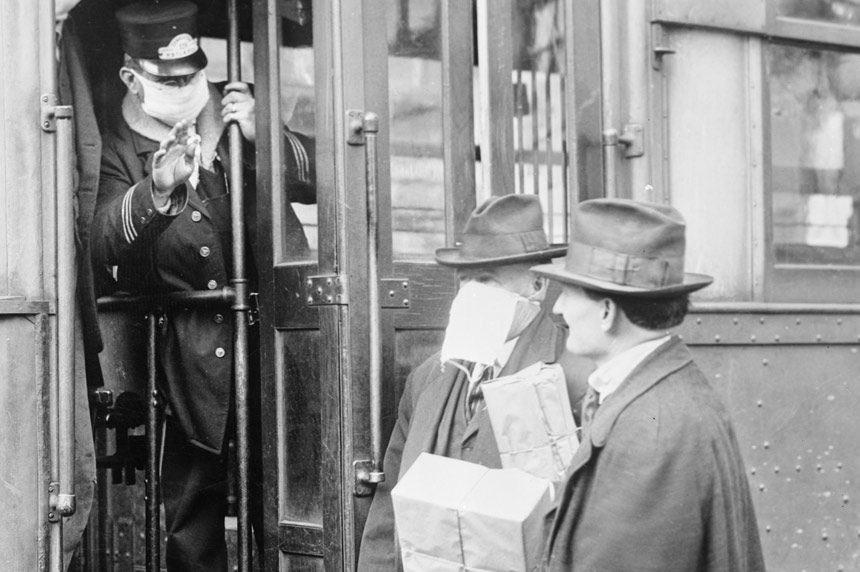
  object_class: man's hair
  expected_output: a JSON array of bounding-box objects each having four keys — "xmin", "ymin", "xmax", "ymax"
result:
[{"xmin": 583, "ymin": 288, "xmax": 690, "ymax": 330}]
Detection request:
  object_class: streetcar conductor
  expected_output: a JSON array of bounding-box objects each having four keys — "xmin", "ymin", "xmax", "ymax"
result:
[
  {"xmin": 534, "ymin": 199, "xmax": 765, "ymax": 571},
  {"xmin": 90, "ymin": 2, "xmax": 314, "ymax": 570},
  {"xmin": 358, "ymin": 194, "xmax": 592, "ymax": 571}
]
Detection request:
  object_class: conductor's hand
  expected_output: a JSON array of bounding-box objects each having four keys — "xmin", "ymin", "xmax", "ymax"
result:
[
  {"xmin": 152, "ymin": 119, "xmax": 200, "ymax": 203},
  {"xmin": 221, "ymin": 82, "xmax": 256, "ymax": 144}
]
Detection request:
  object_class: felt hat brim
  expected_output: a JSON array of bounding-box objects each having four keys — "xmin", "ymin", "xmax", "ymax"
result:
[
  {"xmin": 435, "ymin": 244, "xmax": 567, "ymax": 268},
  {"xmin": 531, "ymin": 261, "xmax": 713, "ymax": 297}
]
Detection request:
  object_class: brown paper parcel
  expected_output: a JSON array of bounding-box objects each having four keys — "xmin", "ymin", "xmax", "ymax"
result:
[
  {"xmin": 392, "ymin": 452, "xmax": 553, "ymax": 572},
  {"xmin": 482, "ymin": 362, "xmax": 579, "ymax": 481}
]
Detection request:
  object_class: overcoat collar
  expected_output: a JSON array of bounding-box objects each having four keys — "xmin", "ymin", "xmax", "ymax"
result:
[{"xmin": 545, "ymin": 335, "xmax": 693, "ymax": 555}]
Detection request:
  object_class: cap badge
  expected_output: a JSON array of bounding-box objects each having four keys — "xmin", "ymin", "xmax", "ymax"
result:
[{"xmin": 158, "ymin": 33, "xmax": 199, "ymax": 61}]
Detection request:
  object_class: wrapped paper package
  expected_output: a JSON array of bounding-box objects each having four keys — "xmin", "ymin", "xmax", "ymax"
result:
[
  {"xmin": 482, "ymin": 362, "xmax": 579, "ymax": 481},
  {"xmin": 392, "ymin": 453, "xmax": 552, "ymax": 572}
]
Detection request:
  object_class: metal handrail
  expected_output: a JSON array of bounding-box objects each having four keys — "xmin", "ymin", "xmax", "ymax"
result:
[
  {"xmin": 97, "ymin": 287, "xmax": 236, "ymax": 311},
  {"xmin": 226, "ymin": 0, "xmax": 252, "ymax": 568},
  {"xmin": 364, "ymin": 112, "xmax": 385, "ymax": 485}
]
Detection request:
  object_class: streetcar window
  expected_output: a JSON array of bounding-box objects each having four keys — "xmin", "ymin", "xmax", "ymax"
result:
[
  {"xmin": 776, "ymin": 0, "xmax": 860, "ymax": 26},
  {"xmin": 768, "ymin": 43, "xmax": 860, "ymax": 266}
]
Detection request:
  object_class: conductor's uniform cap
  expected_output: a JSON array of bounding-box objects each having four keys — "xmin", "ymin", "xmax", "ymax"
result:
[{"xmin": 116, "ymin": 0, "xmax": 208, "ymax": 77}]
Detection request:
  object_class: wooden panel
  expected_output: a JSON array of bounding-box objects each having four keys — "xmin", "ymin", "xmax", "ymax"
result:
[
  {"xmin": 476, "ymin": 0, "xmax": 514, "ymax": 196},
  {"xmin": 0, "ymin": 317, "xmax": 41, "ymax": 570},
  {"xmin": 664, "ymin": 28, "xmax": 757, "ymax": 301},
  {"xmin": 654, "ymin": 0, "xmax": 765, "ymax": 33},
  {"xmin": 691, "ymin": 344, "xmax": 860, "ymax": 571},
  {"xmin": 1, "ymin": 1, "xmax": 44, "ymax": 297},
  {"xmin": 392, "ymin": 261, "xmax": 457, "ymax": 329}
]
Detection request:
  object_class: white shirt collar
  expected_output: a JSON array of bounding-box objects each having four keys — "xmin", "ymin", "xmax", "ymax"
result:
[{"xmin": 588, "ymin": 336, "xmax": 671, "ymax": 404}]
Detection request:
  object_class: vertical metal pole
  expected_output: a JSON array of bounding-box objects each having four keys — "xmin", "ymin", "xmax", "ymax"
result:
[
  {"xmin": 56, "ymin": 106, "xmax": 77, "ymax": 521},
  {"xmin": 531, "ymin": 68, "xmax": 540, "ymax": 198},
  {"xmin": 544, "ymin": 69, "xmax": 554, "ymax": 239},
  {"xmin": 226, "ymin": 0, "xmax": 252, "ymax": 569},
  {"xmin": 145, "ymin": 312, "xmax": 160, "ymax": 572},
  {"xmin": 600, "ymin": 0, "xmax": 620, "ymax": 198},
  {"xmin": 364, "ymin": 113, "xmax": 385, "ymax": 484}
]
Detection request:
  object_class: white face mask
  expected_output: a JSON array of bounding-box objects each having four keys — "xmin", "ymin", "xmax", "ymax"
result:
[
  {"xmin": 440, "ymin": 281, "xmax": 541, "ymax": 367},
  {"xmin": 131, "ymin": 69, "xmax": 210, "ymax": 126}
]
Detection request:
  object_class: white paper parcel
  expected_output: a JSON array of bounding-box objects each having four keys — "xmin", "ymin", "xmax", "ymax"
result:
[
  {"xmin": 482, "ymin": 362, "xmax": 579, "ymax": 481},
  {"xmin": 392, "ymin": 452, "xmax": 552, "ymax": 572}
]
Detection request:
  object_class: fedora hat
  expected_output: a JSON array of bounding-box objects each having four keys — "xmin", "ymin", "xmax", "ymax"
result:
[
  {"xmin": 435, "ymin": 194, "xmax": 567, "ymax": 267},
  {"xmin": 531, "ymin": 198, "xmax": 712, "ymax": 297},
  {"xmin": 116, "ymin": 1, "xmax": 208, "ymax": 77}
]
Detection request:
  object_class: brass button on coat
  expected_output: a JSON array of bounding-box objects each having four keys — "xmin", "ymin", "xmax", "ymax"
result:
[
  {"xmin": 200, "ymin": 246, "xmax": 211, "ymax": 257},
  {"xmin": 213, "ymin": 314, "xmax": 224, "ymax": 324},
  {"xmin": 215, "ymin": 347, "xmax": 226, "ymax": 358},
  {"xmin": 207, "ymin": 280, "xmax": 218, "ymax": 290},
  {"xmin": 191, "ymin": 210, "xmax": 202, "ymax": 222}
]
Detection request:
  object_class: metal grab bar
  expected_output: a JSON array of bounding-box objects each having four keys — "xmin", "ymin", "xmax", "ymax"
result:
[
  {"xmin": 145, "ymin": 313, "xmax": 161, "ymax": 572},
  {"xmin": 226, "ymin": 0, "xmax": 252, "ymax": 568},
  {"xmin": 97, "ymin": 287, "xmax": 236, "ymax": 311},
  {"xmin": 364, "ymin": 112, "xmax": 386, "ymax": 485},
  {"xmin": 56, "ymin": 105, "xmax": 77, "ymax": 519}
]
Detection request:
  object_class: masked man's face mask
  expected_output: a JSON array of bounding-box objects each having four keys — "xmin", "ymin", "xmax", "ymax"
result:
[
  {"xmin": 440, "ymin": 279, "xmax": 543, "ymax": 368},
  {"xmin": 128, "ymin": 68, "xmax": 210, "ymax": 127}
]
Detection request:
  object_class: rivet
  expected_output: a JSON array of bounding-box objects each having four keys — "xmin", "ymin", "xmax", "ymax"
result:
[
  {"xmin": 842, "ymin": 495, "xmax": 849, "ymax": 504},
  {"xmin": 307, "ymin": 279, "xmax": 313, "ymax": 286},
  {"xmin": 402, "ymin": 281, "xmax": 408, "ymax": 288},
  {"xmin": 696, "ymin": 318, "xmax": 702, "ymax": 325},
  {"xmin": 762, "ymin": 359, "xmax": 768, "ymax": 366},
  {"xmin": 715, "ymin": 334, "xmax": 721, "ymax": 342},
  {"xmin": 388, "ymin": 290, "xmax": 395, "ymax": 297},
  {"xmin": 306, "ymin": 296, "xmax": 313, "ymax": 304},
  {"xmin": 759, "ymin": 484, "xmax": 766, "ymax": 492},
  {"xmin": 763, "ymin": 441, "xmax": 770, "ymax": 449},
  {"xmin": 774, "ymin": 466, "xmax": 780, "ymax": 474},
  {"xmin": 774, "ymin": 335, "xmax": 780, "ymax": 342},
  {"xmin": 316, "ymin": 286, "xmax": 323, "ymax": 294},
  {"xmin": 759, "ymin": 317, "xmax": 765, "ymax": 324},
  {"xmin": 326, "ymin": 278, "xmax": 332, "ymax": 285},
  {"xmin": 796, "ymin": 318, "xmax": 802, "ymax": 325},
  {"xmin": 817, "ymin": 464, "xmax": 823, "ymax": 472},
  {"xmin": 816, "ymin": 334, "xmax": 822, "ymax": 342},
  {"xmin": 151, "ymin": 390, "xmax": 157, "ymax": 398},
  {"xmin": 750, "ymin": 334, "xmax": 757, "ymax": 342},
  {"xmin": 757, "ymin": 400, "xmax": 763, "ymax": 408},
  {"xmin": 326, "ymin": 295, "xmax": 333, "ymax": 303},
  {"xmin": 797, "ymin": 528, "xmax": 804, "ymax": 535},
  {"xmin": 821, "ymin": 531, "xmax": 828, "ymax": 541},
  {"xmin": 751, "ymin": 467, "xmax": 756, "ymax": 475},
  {"xmin": 837, "ymin": 462, "xmax": 843, "ymax": 470},
  {"xmin": 48, "ymin": 512, "xmax": 55, "ymax": 519},
  {"xmin": 403, "ymin": 299, "xmax": 409, "ymax": 306},
  {"xmin": 837, "ymin": 319, "xmax": 843, "ymax": 325},
  {"xmin": 765, "ymin": 525, "xmax": 771, "ymax": 533},
  {"xmin": 733, "ymin": 318, "xmax": 739, "ymax": 325},
  {"xmin": 796, "ymin": 465, "xmax": 802, "ymax": 472},
  {"xmin": 43, "ymin": 121, "xmax": 50, "ymax": 128}
]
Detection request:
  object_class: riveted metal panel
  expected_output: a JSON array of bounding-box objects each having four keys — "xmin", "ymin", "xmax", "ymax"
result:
[
  {"xmin": 691, "ymin": 344, "xmax": 860, "ymax": 571},
  {"xmin": 681, "ymin": 311, "xmax": 860, "ymax": 345}
]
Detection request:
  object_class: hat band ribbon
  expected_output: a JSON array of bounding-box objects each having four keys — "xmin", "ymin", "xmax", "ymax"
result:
[
  {"xmin": 460, "ymin": 230, "xmax": 550, "ymax": 260},
  {"xmin": 568, "ymin": 242, "xmax": 684, "ymax": 289}
]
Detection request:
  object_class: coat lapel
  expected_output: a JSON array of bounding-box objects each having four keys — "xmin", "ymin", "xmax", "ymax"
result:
[
  {"xmin": 399, "ymin": 361, "xmax": 463, "ymax": 477},
  {"xmin": 545, "ymin": 336, "xmax": 694, "ymax": 554}
]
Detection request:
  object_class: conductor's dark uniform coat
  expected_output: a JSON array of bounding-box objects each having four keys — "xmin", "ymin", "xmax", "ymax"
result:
[
  {"xmin": 358, "ymin": 309, "xmax": 590, "ymax": 571},
  {"xmin": 93, "ymin": 85, "xmax": 313, "ymax": 453},
  {"xmin": 92, "ymin": 83, "xmax": 313, "ymax": 569},
  {"xmin": 543, "ymin": 336, "xmax": 765, "ymax": 571}
]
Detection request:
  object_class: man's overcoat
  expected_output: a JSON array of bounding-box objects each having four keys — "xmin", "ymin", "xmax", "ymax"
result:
[
  {"xmin": 92, "ymin": 87, "xmax": 314, "ymax": 452},
  {"xmin": 358, "ymin": 310, "xmax": 591, "ymax": 571},
  {"xmin": 543, "ymin": 336, "xmax": 765, "ymax": 571}
]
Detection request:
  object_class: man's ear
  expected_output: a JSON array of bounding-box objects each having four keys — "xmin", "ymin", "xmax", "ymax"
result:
[
  {"xmin": 119, "ymin": 67, "xmax": 140, "ymax": 95},
  {"xmin": 529, "ymin": 275, "xmax": 549, "ymax": 302},
  {"xmin": 600, "ymin": 298, "xmax": 618, "ymax": 333}
]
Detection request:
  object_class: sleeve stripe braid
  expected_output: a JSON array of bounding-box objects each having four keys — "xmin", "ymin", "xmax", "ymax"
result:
[
  {"xmin": 121, "ymin": 186, "xmax": 138, "ymax": 244},
  {"xmin": 285, "ymin": 130, "xmax": 309, "ymax": 183}
]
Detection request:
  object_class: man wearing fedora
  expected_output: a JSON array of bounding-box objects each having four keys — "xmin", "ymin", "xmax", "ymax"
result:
[
  {"xmin": 90, "ymin": 1, "xmax": 314, "ymax": 569},
  {"xmin": 533, "ymin": 199, "xmax": 764, "ymax": 571},
  {"xmin": 358, "ymin": 194, "xmax": 592, "ymax": 571}
]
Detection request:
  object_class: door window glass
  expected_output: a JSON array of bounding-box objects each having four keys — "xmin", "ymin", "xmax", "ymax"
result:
[
  {"xmin": 776, "ymin": 0, "xmax": 860, "ymax": 26},
  {"xmin": 769, "ymin": 44, "xmax": 860, "ymax": 265}
]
